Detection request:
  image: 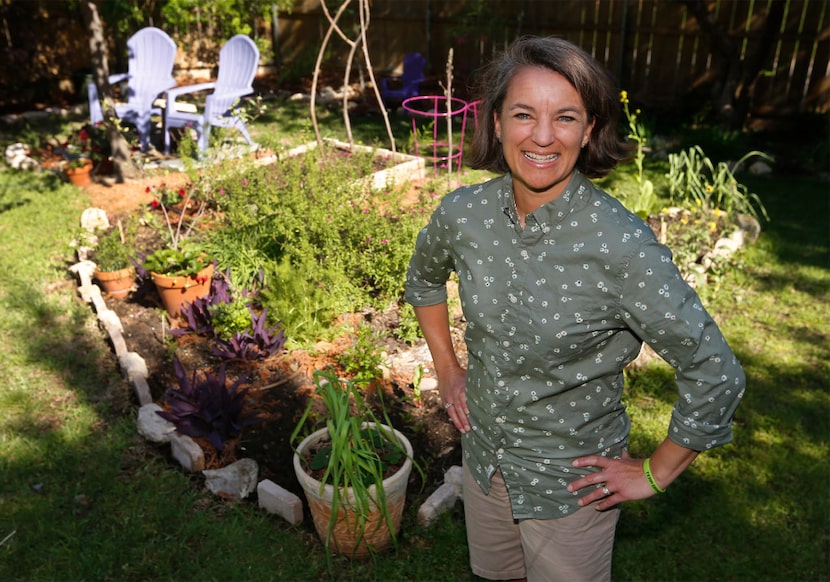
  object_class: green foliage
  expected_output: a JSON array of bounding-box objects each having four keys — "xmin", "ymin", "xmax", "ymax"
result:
[
  {"xmin": 141, "ymin": 183, "xmax": 212, "ymax": 277},
  {"xmin": 93, "ymin": 218, "xmax": 137, "ymax": 272},
  {"xmin": 412, "ymin": 363, "xmax": 424, "ymax": 406},
  {"xmin": 258, "ymin": 256, "xmax": 357, "ymax": 347},
  {"xmin": 208, "ymin": 298, "xmax": 253, "ymax": 340},
  {"xmin": 290, "ymin": 368, "xmax": 416, "ymax": 561},
  {"xmin": 667, "ymin": 145, "xmax": 772, "ymax": 221},
  {"xmin": 211, "ymin": 146, "xmax": 429, "ymax": 346},
  {"xmin": 142, "ymin": 247, "xmax": 211, "ymax": 278},
  {"xmin": 394, "ymin": 301, "xmax": 423, "ymax": 344},
  {"xmin": 160, "ymin": 0, "xmax": 292, "ymax": 54},
  {"xmin": 336, "ymin": 324, "xmax": 385, "ymax": 386}
]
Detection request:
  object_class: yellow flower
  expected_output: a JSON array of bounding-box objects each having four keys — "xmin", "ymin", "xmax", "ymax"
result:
[
  {"xmin": 705, "ymin": 184, "xmax": 714, "ymax": 193},
  {"xmin": 620, "ymin": 90, "xmax": 629, "ymax": 104},
  {"xmin": 708, "ymin": 221, "xmax": 718, "ymax": 231}
]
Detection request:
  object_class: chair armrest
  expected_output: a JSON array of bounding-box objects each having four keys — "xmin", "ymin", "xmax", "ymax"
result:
[
  {"xmin": 380, "ymin": 75, "xmax": 402, "ymax": 91},
  {"xmin": 107, "ymin": 73, "xmax": 129, "ymax": 85},
  {"xmin": 210, "ymin": 88, "xmax": 254, "ymax": 101},
  {"xmin": 404, "ymin": 76, "xmax": 426, "ymax": 90},
  {"xmin": 166, "ymin": 82, "xmax": 218, "ymax": 100},
  {"xmin": 166, "ymin": 82, "xmax": 218, "ymax": 116}
]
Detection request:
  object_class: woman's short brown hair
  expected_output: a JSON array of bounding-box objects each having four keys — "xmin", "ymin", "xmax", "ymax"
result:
[{"xmin": 468, "ymin": 36, "xmax": 630, "ymax": 178}]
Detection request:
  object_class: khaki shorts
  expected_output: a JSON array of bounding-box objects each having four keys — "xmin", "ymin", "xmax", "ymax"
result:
[{"xmin": 463, "ymin": 463, "xmax": 619, "ymax": 582}]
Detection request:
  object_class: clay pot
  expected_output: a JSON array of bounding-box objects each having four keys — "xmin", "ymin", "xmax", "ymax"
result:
[
  {"xmin": 65, "ymin": 160, "xmax": 94, "ymax": 187},
  {"xmin": 94, "ymin": 267, "xmax": 135, "ymax": 298},
  {"xmin": 150, "ymin": 263, "xmax": 214, "ymax": 318}
]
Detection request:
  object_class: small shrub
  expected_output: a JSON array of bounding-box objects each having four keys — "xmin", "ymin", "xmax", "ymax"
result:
[
  {"xmin": 336, "ymin": 324, "xmax": 385, "ymax": 386},
  {"xmin": 156, "ymin": 356, "xmax": 259, "ymax": 454},
  {"xmin": 93, "ymin": 218, "xmax": 137, "ymax": 272}
]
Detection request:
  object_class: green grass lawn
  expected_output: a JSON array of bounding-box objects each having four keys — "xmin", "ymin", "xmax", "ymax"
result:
[{"xmin": 0, "ymin": 105, "xmax": 827, "ymax": 580}]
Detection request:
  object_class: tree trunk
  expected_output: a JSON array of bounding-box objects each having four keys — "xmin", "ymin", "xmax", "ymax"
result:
[{"xmin": 78, "ymin": 0, "xmax": 140, "ymax": 182}]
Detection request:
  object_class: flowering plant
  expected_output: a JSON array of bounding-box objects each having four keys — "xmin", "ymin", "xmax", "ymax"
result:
[
  {"xmin": 620, "ymin": 90, "xmax": 657, "ymax": 219},
  {"xmin": 142, "ymin": 183, "xmax": 213, "ymax": 278},
  {"xmin": 61, "ymin": 123, "xmax": 110, "ymax": 169}
]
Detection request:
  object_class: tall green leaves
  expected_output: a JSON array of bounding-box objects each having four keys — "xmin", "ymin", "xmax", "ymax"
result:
[{"xmin": 667, "ymin": 145, "xmax": 772, "ymax": 221}]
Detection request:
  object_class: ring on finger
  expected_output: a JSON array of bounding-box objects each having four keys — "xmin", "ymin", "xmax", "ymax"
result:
[
  {"xmin": 602, "ymin": 487, "xmax": 611, "ymax": 496},
  {"xmin": 444, "ymin": 402, "xmax": 454, "ymax": 410}
]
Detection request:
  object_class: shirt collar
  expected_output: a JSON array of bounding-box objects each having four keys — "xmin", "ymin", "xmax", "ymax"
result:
[{"xmin": 501, "ymin": 171, "xmax": 590, "ymax": 231}]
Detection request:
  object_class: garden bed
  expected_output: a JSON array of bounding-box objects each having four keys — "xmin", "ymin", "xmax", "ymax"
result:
[{"xmin": 83, "ymin": 156, "xmax": 465, "ymax": 511}]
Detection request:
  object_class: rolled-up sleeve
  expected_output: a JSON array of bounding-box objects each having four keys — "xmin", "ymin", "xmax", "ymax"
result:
[
  {"xmin": 404, "ymin": 201, "xmax": 456, "ymax": 307},
  {"xmin": 618, "ymin": 239, "xmax": 746, "ymax": 451}
]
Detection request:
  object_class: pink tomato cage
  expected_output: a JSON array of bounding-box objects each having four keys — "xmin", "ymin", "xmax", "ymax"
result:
[{"xmin": 402, "ymin": 96, "xmax": 473, "ymax": 173}]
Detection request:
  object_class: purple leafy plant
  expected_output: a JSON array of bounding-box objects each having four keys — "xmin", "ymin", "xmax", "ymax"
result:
[
  {"xmin": 173, "ymin": 272, "xmax": 235, "ymax": 336},
  {"xmin": 212, "ymin": 308, "xmax": 287, "ymax": 361},
  {"xmin": 156, "ymin": 356, "xmax": 259, "ymax": 453}
]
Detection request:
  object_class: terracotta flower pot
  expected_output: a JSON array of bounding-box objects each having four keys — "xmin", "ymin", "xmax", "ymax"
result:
[
  {"xmin": 293, "ymin": 423, "xmax": 413, "ymax": 558},
  {"xmin": 94, "ymin": 266, "xmax": 135, "ymax": 299},
  {"xmin": 150, "ymin": 262, "xmax": 214, "ymax": 318},
  {"xmin": 65, "ymin": 160, "xmax": 94, "ymax": 187}
]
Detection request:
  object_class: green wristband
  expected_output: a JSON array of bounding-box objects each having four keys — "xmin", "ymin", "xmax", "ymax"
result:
[{"xmin": 643, "ymin": 458, "xmax": 666, "ymax": 494}]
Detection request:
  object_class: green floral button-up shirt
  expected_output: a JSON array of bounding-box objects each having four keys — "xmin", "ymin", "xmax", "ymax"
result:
[{"xmin": 404, "ymin": 172, "xmax": 745, "ymax": 519}]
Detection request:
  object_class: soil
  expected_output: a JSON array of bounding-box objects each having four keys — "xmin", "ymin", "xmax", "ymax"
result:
[{"xmin": 83, "ymin": 170, "xmax": 465, "ymax": 505}]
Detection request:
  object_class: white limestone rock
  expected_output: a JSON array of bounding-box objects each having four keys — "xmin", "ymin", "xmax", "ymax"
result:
[
  {"xmin": 203, "ymin": 458, "xmax": 259, "ymax": 499},
  {"xmin": 137, "ymin": 403, "xmax": 175, "ymax": 443}
]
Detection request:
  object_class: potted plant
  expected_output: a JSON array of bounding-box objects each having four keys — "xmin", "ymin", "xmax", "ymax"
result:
[
  {"xmin": 142, "ymin": 185, "xmax": 214, "ymax": 318},
  {"xmin": 93, "ymin": 219, "xmax": 136, "ymax": 298},
  {"xmin": 64, "ymin": 157, "xmax": 94, "ymax": 187},
  {"xmin": 60, "ymin": 123, "xmax": 111, "ymax": 186},
  {"xmin": 290, "ymin": 367, "xmax": 417, "ymax": 560}
]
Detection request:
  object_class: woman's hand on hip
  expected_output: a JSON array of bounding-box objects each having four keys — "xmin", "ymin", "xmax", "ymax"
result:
[{"xmin": 566, "ymin": 450, "xmax": 657, "ymax": 510}]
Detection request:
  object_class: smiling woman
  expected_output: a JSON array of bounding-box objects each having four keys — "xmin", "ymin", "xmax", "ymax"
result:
[{"xmin": 404, "ymin": 36, "xmax": 745, "ymax": 582}]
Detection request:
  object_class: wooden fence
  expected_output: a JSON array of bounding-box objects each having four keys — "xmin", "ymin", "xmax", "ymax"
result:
[
  {"xmin": 276, "ymin": 0, "xmax": 829, "ymax": 115},
  {"xmin": 0, "ymin": 0, "xmax": 826, "ymax": 117}
]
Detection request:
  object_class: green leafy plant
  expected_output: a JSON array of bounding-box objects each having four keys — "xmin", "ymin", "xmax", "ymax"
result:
[
  {"xmin": 336, "ymin": 324, "xmax": 385, "ymax": 386},
  {"xmin": 213, "ymin": 147, "xmax": 429, "ymax": 345},
  {"xmin": 60, "ymin": 123, "xmax": 106, "ymax": 167},
  {"xmin": 142, "ymin": 184, "xmax": 212, "ymax": 277},
  {"xmin": 393, "ymin": 301, "xmax": 423, "ymax": 344},
  {"xmin": 667, "ymin": 145, "xmax": 772, "ymax": 221},
  {"xmin": 411, "ymin": 363, "xmax": 424, "ymax": 406},
  {"xmin": 209, "ymin": 299, "xmax": 254, "ymax": 340},
  {"xmin": 290, "ymin": 367, "xmax": 419, "ymax": 560},
  {"xmin": 93, "ymin": 219, "xmax": 136, "ymax": 272},
  {"xmin": 142, "ymin": 247, "xmax": 212, "ymax": 279}
]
